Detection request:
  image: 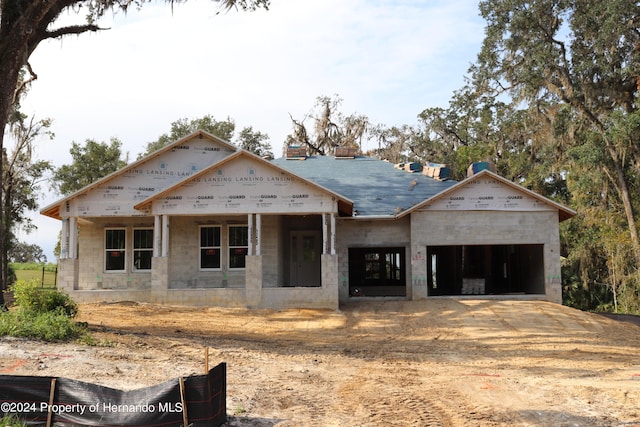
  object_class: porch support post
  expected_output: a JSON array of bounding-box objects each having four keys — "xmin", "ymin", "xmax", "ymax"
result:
[
  {"xmin": 248, "ymin": 213, "xmax": 254, "ymax": 256},
  {"xmin": 161, "ymin": 215, "xmax": 170, "ymax": 257},
  {"xmin": 57, "ymin": 217, "xmax": 79, "ymax": 293},
  {"xmin": 153, "ymin": 215, "xmax": 162, "ymax": 257},
  {"xmin": 152, "ymin": 215, "xmax": 169, "ymax": 301},
  {"xmin": 255, "ymin": 214, "xmax": 262, "ymax": 256},
  {"xmin": 60, "ymin": 218, "xmax": 69, "ymax": 259},
  {"xmin": 68, "ymin": 217, "xmax": 78, "ymax": 259},
  {"xmin": 322, "ymin": 213, "xmax": 328, "ymax": 255},
  {"xmin": 330, "ymin": 213, "xmax": 336, "ymax": 255}
]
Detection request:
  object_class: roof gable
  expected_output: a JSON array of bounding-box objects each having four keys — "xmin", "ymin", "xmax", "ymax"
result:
[
  {"xmin": 135, "ymin": 150, "xmax": 353, "ymax": 215},
  {"xmin": 41, "ymin": 130, "xmax": 237, "ymax": 219},
  {"xmin": 402, "ymin": 169, "xmax": 576, "ymax": 221}
]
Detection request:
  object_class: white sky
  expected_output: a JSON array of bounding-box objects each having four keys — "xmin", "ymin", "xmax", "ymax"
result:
[{"xmin": 16, "ymin": 0, "xmax": 485, "ymax": 262}]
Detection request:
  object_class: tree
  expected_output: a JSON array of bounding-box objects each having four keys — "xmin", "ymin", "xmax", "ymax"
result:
[
  {"xmin": 237, "ymin": 126, "xmax": 273, "ymax": 158},
  {"xmin": 140, "ymin": 115, "xmax": 272, "ymax": 158},
  {"xmin": 367, "ymin": 124, "xmax": 417, "ymax": 164},
  {"xmin": 9, "ymin": 241, "xmax": 46, "ymax": 263},
  {"xmin": 140, "ymin": 115, "xmax": 236, "ymax": 157},
  {"xmin": 286, "ymin": 95, "xmax": 371, "ymax": 155},
  {"xmin": 52, "ymin": 138, "xmax": 127, "ymax": 196},
  {"xmin": 475, "ymin": 0, "xmax": 640, "ymax": 262},
  {"xmin": 0, "ymin": 0, "xmax": 269, "ymax": 303},
  {"xmin": 446, "ymin": 0, "xmax": 640, "ymax": 312},
  {"xmin": 1, "ymin": 114, "xmax": 53, "ymax": 297}
]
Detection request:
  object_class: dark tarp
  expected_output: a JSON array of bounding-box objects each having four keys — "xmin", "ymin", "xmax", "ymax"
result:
[{"xmin": 0, "ymin": 362, "xmax": 226, "ymax": 427}]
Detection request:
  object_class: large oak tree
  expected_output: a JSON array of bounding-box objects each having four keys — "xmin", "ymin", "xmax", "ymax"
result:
[{"xmin": 474, "ymin": 0, "xmax": 640, "ymax": 262}]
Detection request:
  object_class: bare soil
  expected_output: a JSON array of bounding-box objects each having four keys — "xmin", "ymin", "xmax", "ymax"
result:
[{"xmin": 2, "ymin": 299, "xmax": 640, "ymax": 426}]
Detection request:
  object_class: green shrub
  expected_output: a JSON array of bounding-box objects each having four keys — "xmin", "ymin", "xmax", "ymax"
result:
[
  {"xmin": 0, "ymin": 308, "xmax": 85, "ymax": 341},
  {"xmin": 0, "ymin": 279, "xmax": 85, "ymax": 341},
  {"xmin": 11, "ymin": 279, "xmax": 78, "ymax": 317}
]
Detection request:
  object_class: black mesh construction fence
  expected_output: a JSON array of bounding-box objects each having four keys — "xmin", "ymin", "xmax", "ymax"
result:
[{"xmin": 0, "ymin": 362, "xmax": 226, "ymax": 427}]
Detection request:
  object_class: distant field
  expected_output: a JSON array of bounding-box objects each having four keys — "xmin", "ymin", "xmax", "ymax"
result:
[{"xmin": 11, "ymin": 263, "xmax": 58, "ymax": 288}]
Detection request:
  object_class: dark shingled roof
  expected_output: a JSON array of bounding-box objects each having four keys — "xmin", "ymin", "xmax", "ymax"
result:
[{"xmin": 271, "ymin": 156, "xmax": 458, "ymax": 216}]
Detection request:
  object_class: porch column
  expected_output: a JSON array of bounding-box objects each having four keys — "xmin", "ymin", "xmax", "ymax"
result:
[
  {"xmin": 58, "ymin": 216, "xmax": 79, "ymax": 293},
  {"xmin": 330, "ymin": 213, "xmax": 336, "ymax": 255},
  {"xmin": 161, "ymin": 215, "xmax": 170, "ymax": 257},
  {"xmin": 68, "ymin": 216, "xmax": 78, "ymax": 259},
  {"xmin": 322, "ymin": 213, "xmax": 328, "ymax": 255},
  {"xmin": 255, "ymin": 214, "xmax": 262, "ymax": 256},
  {"xmin": 152, "ymin": 214, "xmax": 169, "ymax": 300},
  {"xmin": 153, "ymin": 215, "xmax": 162, "ymax": 257},
  {"xmin": 247, "ymin": 213, "xmax": 254, "ymax": 256},
  {"xmin": 60, "ymin": 218, "xmax": 69, "ymax": 259}
]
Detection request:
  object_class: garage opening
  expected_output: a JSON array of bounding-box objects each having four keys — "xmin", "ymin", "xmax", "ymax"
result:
[
  {"xmin": 427, "ymin": 244, "xmax": 544, "ymax": 296},
  {"xmin": 349, "ymin": 247, "xmax": 406, "ymax": 297}
]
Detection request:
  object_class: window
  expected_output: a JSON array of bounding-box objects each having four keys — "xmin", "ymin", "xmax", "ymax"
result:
[
  {"xmin": 229, "ymin": 225, "xmax": 249, "ymax": 269},
  {"xmin": 133, "ymin": 229, "xmax": 153, "ymax": 271},
  {"xmin": 200, "ymin": 226, "xmax": 221, "ymax": 269},
  {"xmin": 105, "ymin": 229, "xmax": 126, "ymax": 271}
]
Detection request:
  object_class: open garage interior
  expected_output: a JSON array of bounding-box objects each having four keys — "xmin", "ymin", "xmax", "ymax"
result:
[{"xmin": 427, "ymin": 244, "xmax": 545, "ymax": 296}]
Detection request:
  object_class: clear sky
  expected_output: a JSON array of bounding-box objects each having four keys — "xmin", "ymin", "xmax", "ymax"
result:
[{"xmin": 17, "ymin": 0, "xmax": 485, "ymax": 262}]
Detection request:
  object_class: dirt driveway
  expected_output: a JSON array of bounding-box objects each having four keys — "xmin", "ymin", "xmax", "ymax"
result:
[{"xmin": 1, "ymin": 299, "xmax": 640, "ymax": 426}]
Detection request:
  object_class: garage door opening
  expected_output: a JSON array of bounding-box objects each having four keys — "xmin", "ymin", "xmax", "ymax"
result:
[
  {"xmin": 427, "ymin": 244, "xmax": 544, "ymax": 296},
  {"xmin": 349, "ymin": 247, "xmax": 406, "ymax": 297}
]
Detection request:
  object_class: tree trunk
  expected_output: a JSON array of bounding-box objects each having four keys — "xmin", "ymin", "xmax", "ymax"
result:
[
  {"xmin": 0, "ymin": 17, "xmax": 30, "ymax": 304},
  {"xmin": 605, "ymin": 145, "xmax": 640, "ymax": 268}
]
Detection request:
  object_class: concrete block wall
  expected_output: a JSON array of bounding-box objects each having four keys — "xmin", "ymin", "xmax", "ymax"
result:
[
  {"xmin": 410, "ymin": 210, "xmax": 562, "ymax": 303},
  {"xmin": 260, "ymin": 254, "xmax": 339, "ymax": 309},
  {"xmin": 76, "ymin": 219, "xmax": 153, "ymax": 290},
  {"xmin": 77, "ymin": 221, "xmax": 103, "ymax": 290},
  {"xmin": 168, "ymin": 216, "xmax": 247, "ymax": 289},
  {"xmin": 335, "ymin": 217, "xmax": 412, "ymax": 302},
  {"xmin": 57, "ymin": 258, "xmax": 79, "ymax": 292},
  {"xmin": 68, "ymin": 288, "xmax": 247, "ymax": 306}
]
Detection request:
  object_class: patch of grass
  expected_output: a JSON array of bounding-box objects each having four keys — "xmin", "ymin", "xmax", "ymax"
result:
[
  {"xmin": 0, "ymin": 413, "xmax": 27, "ymax": 427},
  {"xmin": 10, "ymin": 262, "xmax": 58, "ymax": 288},
  {"xmin": 233, "ymin": 405, "xmax": 247, "ymax": 415}
]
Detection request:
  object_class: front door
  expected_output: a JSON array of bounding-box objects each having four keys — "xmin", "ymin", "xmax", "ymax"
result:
[{"xmin": 289, "ymin": 231, "xmax": 322, "ymax": 287}]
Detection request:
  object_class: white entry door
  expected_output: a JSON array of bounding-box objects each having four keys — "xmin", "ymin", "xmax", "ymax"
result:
[{"xmin": 290, "ymin": 231, "xmax": 322, "ymax": 287}]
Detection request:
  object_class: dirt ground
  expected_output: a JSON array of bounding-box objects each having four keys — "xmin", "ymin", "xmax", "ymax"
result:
[{"xmin": 2, "ymin": 299, "xmax": 640, "ymax": 426}]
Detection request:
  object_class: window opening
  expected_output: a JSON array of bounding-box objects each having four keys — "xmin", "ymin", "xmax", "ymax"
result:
[
  {"xmin": 133, "ymin": 229, "xmax": 153, "ymax": 271},
  {"xmin": 229, "ymin": 225, "xmax": 248, "ymax": 269},
  {"xmin": 200, "ymin": 226, "xmax": 221, "ymax": 269},
  {"xmin": 105, "ymin": 229, "xmax": 126, "ymax": 271}
]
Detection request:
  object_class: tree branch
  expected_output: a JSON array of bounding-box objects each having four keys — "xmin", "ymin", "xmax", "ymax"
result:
[
  {"xmin": 43, "ymin": 24, "xmax": 105, "ymax": 40},
  {"xmin": 12, "ymin": 61, "xmax": 37, "ymax": 105}
]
